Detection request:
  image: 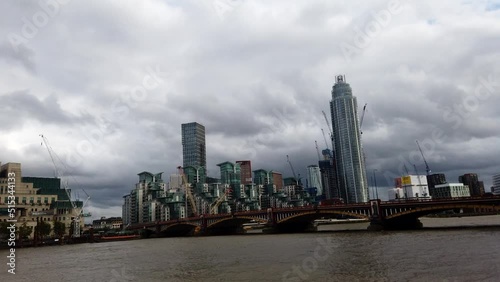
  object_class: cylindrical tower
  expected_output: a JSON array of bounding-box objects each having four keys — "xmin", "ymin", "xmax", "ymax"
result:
[{"xmin": 330, "ymin": 75, "xmax": 368, "ymax": 203}]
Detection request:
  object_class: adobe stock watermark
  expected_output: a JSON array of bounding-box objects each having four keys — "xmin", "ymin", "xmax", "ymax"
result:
[
  {"xmin": 282, "ymin": 237, "xmax": 335, "ymax": 281},
  {"xmin": 6, "ymin": 172, "xmax": 17, "ymax": 275},
  {"xmin": 340, "ymin": 0, "xmax": 404, "ymax": 62},
  {"xmin": 381, "ymin": 74, "xmax": 498, "ymax": 186},
  {"xmin": 7, "ymin": 0, "xmax": 71, "ymax": 53},
  {"xmin": 212, "ymin": 0, "xmax": 242, "ymax": 20},
  {"xmin": 60, "ymin": 65, "xmax": 167, "ymax": 170}
]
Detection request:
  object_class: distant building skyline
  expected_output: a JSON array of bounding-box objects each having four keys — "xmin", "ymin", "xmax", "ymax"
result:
[{"xmin": 330, "ymin": 75, "xmax": 368, "ymax": 203}]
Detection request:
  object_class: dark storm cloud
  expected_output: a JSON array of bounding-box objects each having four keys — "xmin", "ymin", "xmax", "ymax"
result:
[{"xmin": 1, "ymin": 0, "xmax": 499, "ymax": 218}]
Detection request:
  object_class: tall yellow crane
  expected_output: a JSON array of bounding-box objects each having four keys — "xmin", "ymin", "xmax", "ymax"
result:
[
  {"xmin": 177, "ymin": 166, "xmax": 198, "ymax": 217},
  {"xmin": 210, "ymin": 184, "xmax": 230, "ymax": 214}
]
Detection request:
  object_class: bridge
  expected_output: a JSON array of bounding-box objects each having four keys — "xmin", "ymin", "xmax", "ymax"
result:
[{"xmin": 127, "ymin": 196, "xmax": 500, "ymax": 237}]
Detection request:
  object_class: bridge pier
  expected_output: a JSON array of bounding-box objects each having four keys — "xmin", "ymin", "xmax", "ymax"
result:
[
  {"xmin": 367, "ymin": 220, "xmax": 384, "ymax": 231},
  {"xmin": 140, "ymin": 228, "xmax": 154, "ymax": 238},
  {"xmin": 368, "ymin": 217, "xmax": 423, "ymax": 231}
]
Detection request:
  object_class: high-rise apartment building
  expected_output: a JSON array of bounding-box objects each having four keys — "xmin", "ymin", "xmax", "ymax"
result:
[
  {"xmin": 330, "ymin": 75, "xmax": 368, "ymax": 203},
  {"xmin": 319, "ymin": 149, "xmax": 338, "ymax": 199},
  {"xmin": 181, "ymin": 122, "xmax": 206, "ymax": 169},
  {"xmin": 272, "ymin": 171, "xmax": 283, "ymax": 191},
  {"xmin": 427, "ymin": 173, "xmax": 447, "ymax": 197},
  {"xmin": 458, "ymin": 173, "xmax": 484, "ymax": 196},
  {"xmin": 236, "ymin": 160, "xmax": 252, "ymax": 185},
  {"xmin": 307, "ymin": 165, "xmax": 323, "ymax": 196}
]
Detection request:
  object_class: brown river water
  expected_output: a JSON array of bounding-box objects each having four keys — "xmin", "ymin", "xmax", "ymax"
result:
[{"xmin": 1, "ymin": 215, "xmax": 499, "ymax": 281}]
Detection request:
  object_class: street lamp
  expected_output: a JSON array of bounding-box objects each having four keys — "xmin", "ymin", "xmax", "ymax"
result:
[{"xmin": 373, "ymin": 169, "xmax": 379, "ymax": 199}]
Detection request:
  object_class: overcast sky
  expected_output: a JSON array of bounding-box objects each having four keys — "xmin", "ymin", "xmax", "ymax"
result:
[{"xmin": 1, "ymin": 0, "xmax": 499, "ymax": 220}]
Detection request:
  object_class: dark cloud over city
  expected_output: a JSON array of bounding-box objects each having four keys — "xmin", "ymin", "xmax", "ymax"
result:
[{"xmin": 1, "ymin": 0, "xmax": 499, "ymax": 219}]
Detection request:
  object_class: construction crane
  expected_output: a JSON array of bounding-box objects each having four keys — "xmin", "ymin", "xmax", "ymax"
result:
[
  {"xmin": 360, "ymin": 103, "xmax": 367, "ymax": 134},
  {"xmin": 416, "ymin": 140, "xmax": 431, "ymax": 175},
  {"xmin": 80, "ymin": 188, "xmax": 92, "ymax": 217},
  {"xmin": 322, "ymin": 110, "xmax": 333, "ymax": 142},
  {"xmin": 286, "ymin": 155, "xmax": 302, "ymax": 187},
  {"xmin": 286, "ymin": 155, "xmax": 297, "ymax": 180},
  {"xmin": 210, "ymin": 184, "xmax": 231, "ymax": 214},
  {"xmin": 413, "ymin": 164, "xmax": 423, "ymax": 198},
  {"xmin": 403, "ymin": 164, "xmax": 410, "ymax": 176},
  {"xmin": 314, "ymin": 141, "xmax": 321, "ymax": 161},
  {"xmin": 321, "ymin": 129, "xmax": 330, "ymax": 151},
  {"xmin": 40, "ymin": 134, "xmax": 90, "ymax": 237},
  {"xmin": 177, "ymin": 166, "xmax": 198, "ymax": 217}
]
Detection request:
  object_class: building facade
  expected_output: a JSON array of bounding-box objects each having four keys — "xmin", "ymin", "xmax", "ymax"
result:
[
  {"xmin": 92, "ymin": 217, "xmax": 123, "ymax": 230},
  {"xmin": 236, "ymin": 160, "xmax": 252, "ymax": 185},
  {"xmin": 181, "ymin": 122, "xmax": 206, "ymax": 169},
  {"xmin": 493, "ymin": 173, "xmax": 500, "ymax": 195},
  {"xmin": 330, "ymin": 75, "xmax": 368, "ymax": 203},
  {"xmin": 307, "ymin": 165, "xmax": 323, "ymax": 196},
  {"xmin": 387, "ymin": 188, "xmax": 405, "ymax": 200},
  {"xmin": 0, "ymin": 162, "xmax": 83, "ymax": 238},
  {"xmin": 433, "ymin": 183, "xmax": 471, "ymax": 199},
  {"xmin": 122, "ymin": 194, "xmax": 131, "ymax": 227},
  {"xmin": 123, "ymin": 171, "xmax": 167, "ymax": 225},
  {"xmin": 272, "ymin": 172, "xmax": 283, "ymax": 191},
  {"xmin": 401, "ymin": 175, "xmax": 431, "ymax": 199},
  {"xmin": 458, "ymin": 173, "xmax": 485, "ymax": 196},
  {"xmin": 319, "ymin": 149, "xmax": 338, "ymax": 199},
  {"xmin": 427, "ymin": 173, "xmax": 447, "ymax": 197}
]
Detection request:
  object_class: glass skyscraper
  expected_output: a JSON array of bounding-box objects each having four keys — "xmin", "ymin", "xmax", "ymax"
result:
[
  {"xmin": 330, "ymin": 75, "xmax": 368, "ymax": 203},
  {"xmin": 307, "ymin": 165, "xmax": 323, "ymax": 196},
  {"xmin": 181, "ymin": 122, "xmax": 206, "ymax": 169}
]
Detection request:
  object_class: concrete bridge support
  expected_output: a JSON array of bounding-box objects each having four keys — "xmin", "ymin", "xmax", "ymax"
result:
[
  {"xmin": 368, "ymin": 217, "xmax": 423, "ymax": 231},
  {"xmin": 262, "ymin": 221, "xmax": 318, "ymax": 234}
]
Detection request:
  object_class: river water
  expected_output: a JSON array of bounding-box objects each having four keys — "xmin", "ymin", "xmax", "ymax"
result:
[{"xmin": 1, "ymin": 215, "xmax": 499, "ymax": 282}]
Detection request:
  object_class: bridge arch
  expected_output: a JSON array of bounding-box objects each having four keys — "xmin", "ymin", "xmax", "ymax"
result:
[
  {"xmin": 159, "ymin": 222, "xmax": 200, "ymax": 237},
  {"xmin": 277, "ymin": 210, "xmax": 369, "ymax": 224},
  {"xmin": 205, "ymin": 216, "xmax": 268, "ymax": 235}
]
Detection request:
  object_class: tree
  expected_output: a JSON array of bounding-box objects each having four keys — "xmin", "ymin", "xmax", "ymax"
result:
[
  {"xmin": 0, "ymin": 222, "xmax": 11, "ymax": 239},
  {"xmin": 36, "ymin": 221, "xmax": 52, "ymax": 240},
  {"xmin": 18, "ymin": 222, "xmax": 32, "ymax": 240},
  {"xmin": 17, "ymin": 222, "xmax": 32, "ymax": 248},
  {"xmin": 53, "ymin": 220, "xmax": 66, "ymax": 244}
]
